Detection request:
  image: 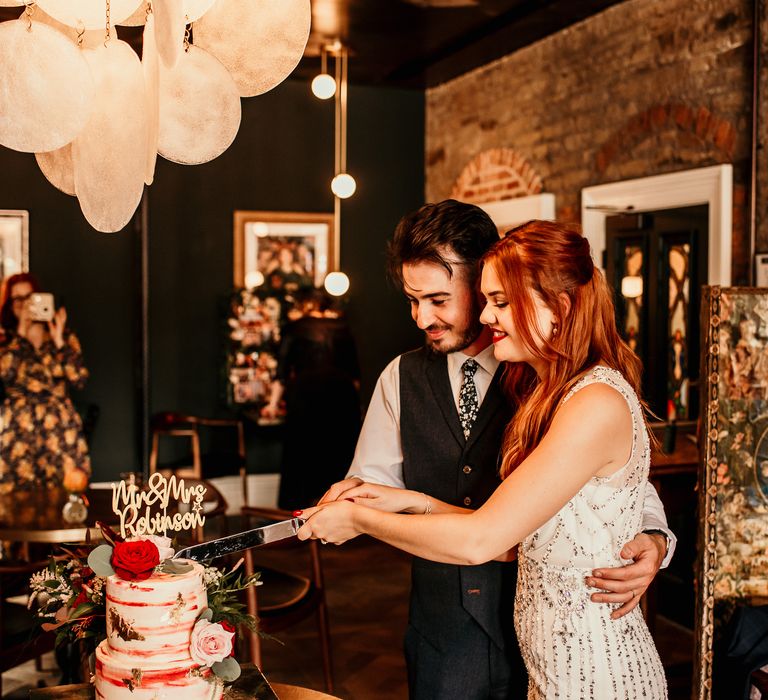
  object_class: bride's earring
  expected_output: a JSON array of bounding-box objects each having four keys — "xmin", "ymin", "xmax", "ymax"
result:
[{"xmin": 552, "ymin": 321, "xmax": 559, "ymax": 337}]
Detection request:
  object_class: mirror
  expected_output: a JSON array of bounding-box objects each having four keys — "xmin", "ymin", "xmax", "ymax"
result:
[{"xmin": 696, "ymin": 286, "xmax": 768, "ymax": 698}]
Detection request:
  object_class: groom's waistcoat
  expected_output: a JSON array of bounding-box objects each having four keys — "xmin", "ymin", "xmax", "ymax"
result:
[{"xmin": 399, "ymin": 347, "xmax": 517, "ymax": 650}]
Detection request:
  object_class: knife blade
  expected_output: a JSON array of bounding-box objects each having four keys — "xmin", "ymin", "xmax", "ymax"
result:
[{"xmin": 172, "ymin": 517, "xmax": 305, "ymax": 562}]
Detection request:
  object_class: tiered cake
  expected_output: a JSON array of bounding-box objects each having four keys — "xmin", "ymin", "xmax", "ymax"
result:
[{"xmin": 94, "ymin": 561, "xmax": 222, "ymax": 699}]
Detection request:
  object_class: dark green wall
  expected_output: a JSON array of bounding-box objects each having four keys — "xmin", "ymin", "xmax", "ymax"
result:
[{"xmin": 0, "ymin": 78, "xmax": 424, "ymax": 480}]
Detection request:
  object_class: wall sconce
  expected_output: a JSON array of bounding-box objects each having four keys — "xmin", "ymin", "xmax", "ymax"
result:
[
  {"xmin": 621, "ymin": 275, "xmax": 643, "ymax": 299},
  {"xmin": 311, "ymin": 45, "xmax": 336, "ymax": 100}
]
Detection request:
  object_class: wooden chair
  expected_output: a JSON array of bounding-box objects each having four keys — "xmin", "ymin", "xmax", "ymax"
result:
[
  {"xmin": 239, "ymin": 506, "xmax": 333, "ymax": 694},
  {"xmin": 0, "ymin": 558, "xmax": 56, "ymax": 695},
  {"xmin": 149, "ymin": 413, "xmax": 246, "ymax": 499}
]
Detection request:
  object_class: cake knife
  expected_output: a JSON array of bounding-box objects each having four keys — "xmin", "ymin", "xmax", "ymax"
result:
[{"xmin": 172, "ymin": 517, "xmax": 305, "ymax": 562}]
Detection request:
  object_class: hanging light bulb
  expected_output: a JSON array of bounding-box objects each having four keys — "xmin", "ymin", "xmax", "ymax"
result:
[
  {"xmin": 331, "ymin": 44, "xmax": 355, "ymax": 199},
  {"xmin": 324, "ymin": 271, "xmax": 350, "ymax": 296},
  {"xmin": 311, "ymin": 73, "xmax": 336, "ymax": 99},
  {"xmin": 331, "ymin": 172, "xmax": 356, "ymax": 198},
  {"xmin": 311, "ymin": 47, "xmax": 336, "ymax": 99}
]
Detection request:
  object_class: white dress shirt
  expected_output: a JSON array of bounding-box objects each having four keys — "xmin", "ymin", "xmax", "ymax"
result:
[{"xmin": 347, "ymin": 348, "xmax": 676, "ymax": 567}]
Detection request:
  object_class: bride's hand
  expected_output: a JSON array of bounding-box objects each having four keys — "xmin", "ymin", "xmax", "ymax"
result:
[
  {"xmin": 344, "ymin": 483, "xmax": 426, "ymax": 514},
  {"xmin": 296, "ymin": 501, "xmax": 361, "ymax": 545}
]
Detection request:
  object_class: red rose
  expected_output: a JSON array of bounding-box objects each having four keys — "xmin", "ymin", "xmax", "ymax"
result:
[
  {"xmin": 111, "ymin": 540, "xmax": 160, "ymax": 581},
  {"xmin": 220, "ymin": 620, "xmax": 236, "ymax": 656}
]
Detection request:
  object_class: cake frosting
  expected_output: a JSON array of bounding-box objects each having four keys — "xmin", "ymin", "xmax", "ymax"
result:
[{"xmin": 94, "ymin": 560, "xmax": 223, "ymax": 699}]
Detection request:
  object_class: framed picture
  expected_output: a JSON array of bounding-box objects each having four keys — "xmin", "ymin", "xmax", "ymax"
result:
[
  {"xmin": 696, "ymin": 286, "xmax": 768, "ymax": 698},
  {"xmin": 0, "ymin": 210, "xmax": 29, "ymax": 284},
  {"xmin": 234, "ymin": 211, "xmax": 334, "ymax": 291}
]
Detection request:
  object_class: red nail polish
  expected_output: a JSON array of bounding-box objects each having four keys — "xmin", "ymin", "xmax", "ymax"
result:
[{"xmin": 292, "ymin": 510, "xmax": 303, "ymax": 517}]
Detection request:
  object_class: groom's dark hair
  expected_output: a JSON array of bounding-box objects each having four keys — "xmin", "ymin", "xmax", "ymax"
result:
[{"xmin": 387, "ymin": 199, "xmax": 499, "ymax": 289}]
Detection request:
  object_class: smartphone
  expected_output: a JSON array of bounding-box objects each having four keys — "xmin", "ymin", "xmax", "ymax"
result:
[{"xmin": 27, "ymin": 293, "xmax": 55, "ymax": 322}]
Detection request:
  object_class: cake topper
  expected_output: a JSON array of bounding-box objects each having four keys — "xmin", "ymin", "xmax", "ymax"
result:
[{"xmin": 111, "ymin": 472, "xmax": 206, "ymax": 538}]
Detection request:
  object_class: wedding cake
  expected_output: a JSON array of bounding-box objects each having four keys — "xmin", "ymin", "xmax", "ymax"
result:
[
  {"xmin": 30, "ymin": 476, "xmax": 255, "ymax": 698},
  {"xmin": 94, "ymin": 561, "xmax": 223, "ymax": 699}
]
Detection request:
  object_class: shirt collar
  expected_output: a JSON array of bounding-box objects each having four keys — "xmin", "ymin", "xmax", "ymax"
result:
[{"xmin": 447, "ymin": 343, "xmax": 499, "ymax": 379}]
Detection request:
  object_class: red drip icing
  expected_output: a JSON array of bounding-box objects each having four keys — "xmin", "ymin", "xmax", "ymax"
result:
[
  {"xmin": 132, "ymin": 621, "xmax": 194, "ymax": 634},
  {"xmin": 99, "ymin": 665, "xmax": 211, "ymax": 687},
  {"xmin": 107, "ymin": 595, "xmax": 175, "ymax": 606},
  {"xmin": 112, "ymin": 644, "xmax": 188, "ymax": 658}
]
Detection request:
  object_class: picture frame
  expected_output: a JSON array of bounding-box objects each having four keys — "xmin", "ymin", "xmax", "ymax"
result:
[
  {"xmin": 0, "ymin": 210, "xmax": 29, "ymax": 284},
  {"xmin": 233, "ymin": 210, "xmax": 334, "ymax": 290},
  {"xmin": 696, "ymin": 286, "xmax": 768, "ymax": 699}
]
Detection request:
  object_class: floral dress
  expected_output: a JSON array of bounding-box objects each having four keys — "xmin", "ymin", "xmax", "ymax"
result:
[{"xmin": 0, "ymin": 331, "xmax": 91, "ymax": 493}]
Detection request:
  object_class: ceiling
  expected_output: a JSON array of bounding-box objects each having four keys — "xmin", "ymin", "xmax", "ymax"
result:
[
  {"xmin": 0, "ymin": 0, "xmax": 626, "ymax": 89},
  {"xmin": 300, "ymin": 0, "xmax": 626, "ymax": 88}
]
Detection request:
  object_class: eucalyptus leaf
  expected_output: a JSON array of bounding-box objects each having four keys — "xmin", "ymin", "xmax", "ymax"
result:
[
  {"xmin": 211, "ymin": 656, "xmax": 241, "ymax": 682},
  {"xmin": 198, "ymin": 607, "xmax": 213, "ymax": 621},
  {"xmin": 87, "ymin": 544, "xmax": 116, "ymax": 578}
]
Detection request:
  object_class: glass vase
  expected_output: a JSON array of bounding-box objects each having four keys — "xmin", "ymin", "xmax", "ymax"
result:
[{"xmin": 62, "ymin": 492, "xmax": 88, "ymax": 524}]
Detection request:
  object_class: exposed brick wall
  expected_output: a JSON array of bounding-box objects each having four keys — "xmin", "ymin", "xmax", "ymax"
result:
[{"xmin": 426, "ymin": 0, "xmax": 755, "ymax": 283}]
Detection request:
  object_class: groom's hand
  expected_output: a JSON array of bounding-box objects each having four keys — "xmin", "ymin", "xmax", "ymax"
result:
[
  {"xmin": 585, "ymin": 532, "xmax": 666, "ymax": 620},
  {"xmin": 318, "ymin": 477, "xmax": 363, "ymax": 504}
]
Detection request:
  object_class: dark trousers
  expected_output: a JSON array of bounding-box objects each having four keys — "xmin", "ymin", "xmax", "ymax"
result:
[{"xmin": 404, "ymin": 613, "xmax": 527, "ymax": 700}]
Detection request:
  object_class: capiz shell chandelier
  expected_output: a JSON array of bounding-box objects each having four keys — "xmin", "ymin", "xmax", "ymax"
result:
[{"xmin": 0, "ymin": 0, "xmax": 311, "ymax": 233}]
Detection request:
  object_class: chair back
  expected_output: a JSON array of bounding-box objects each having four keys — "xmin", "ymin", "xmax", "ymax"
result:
[{"xmin": 238, "ymin": 505, "xmax": 333, "ymax": 693}]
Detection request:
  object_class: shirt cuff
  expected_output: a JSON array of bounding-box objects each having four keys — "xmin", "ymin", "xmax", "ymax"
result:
[{"xmin": 642, "ymin": 526, "xmax": 677, "ymax": 569}]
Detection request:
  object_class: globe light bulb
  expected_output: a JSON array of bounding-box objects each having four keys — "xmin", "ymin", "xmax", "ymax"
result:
[
  {"xmin": 245, "ymin": 270, "xmax": 265, "ymax": 289},
  {"xmin": 331, "ymin": 172, "xmax": 356, "ymax": 199},
  {"xmin": 324, "ymin": 271, "xmax": 350, "ymax": 297},
  {"xmin": 311, "ymin": 73, "xmax": 336, "ymax": 99}
]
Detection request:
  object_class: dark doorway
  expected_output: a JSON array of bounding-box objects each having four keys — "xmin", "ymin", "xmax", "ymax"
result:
[{"xmin": 605, "ymin": 205, "xmax": 708, "ymax": 423}]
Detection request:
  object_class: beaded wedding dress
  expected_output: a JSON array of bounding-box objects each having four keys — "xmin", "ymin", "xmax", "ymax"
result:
[{"xmin": 514, "ymin": 366, "xmax": 668, "ymax": 699}]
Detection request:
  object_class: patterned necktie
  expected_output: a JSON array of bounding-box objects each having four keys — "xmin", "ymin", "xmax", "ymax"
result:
[{"xmin": 459, "ymin": 358, "xmax": 480, "ymax": 439}]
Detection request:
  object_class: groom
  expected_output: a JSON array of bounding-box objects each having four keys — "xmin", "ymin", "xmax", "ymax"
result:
[{"xmin": 321, "ymin": 200, "xmax": 675, "ymax": 699}]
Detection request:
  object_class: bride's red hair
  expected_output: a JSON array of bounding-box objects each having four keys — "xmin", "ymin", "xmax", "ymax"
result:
[{"xmin": 482, "ymin": 220, "xmax": 646, "ymax": 478}]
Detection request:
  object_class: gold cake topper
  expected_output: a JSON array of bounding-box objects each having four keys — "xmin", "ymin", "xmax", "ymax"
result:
[{"xmin": 111, "ymin": 473, "xmax": 206, "ymax": 538}]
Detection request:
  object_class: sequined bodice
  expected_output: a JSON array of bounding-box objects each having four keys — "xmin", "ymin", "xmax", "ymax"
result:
[
  {"xmin": 514, "ymin": 366, "xmax": 667, "ymax": 699},
  {"xmin": 520, "ymin": 366, "xmax": 650, "ymax": 570}
]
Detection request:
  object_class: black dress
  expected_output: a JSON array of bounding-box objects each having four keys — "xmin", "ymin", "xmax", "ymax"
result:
[{"xmin": 276, "ymin": 315, "xmax": 361, "ymax": 510}]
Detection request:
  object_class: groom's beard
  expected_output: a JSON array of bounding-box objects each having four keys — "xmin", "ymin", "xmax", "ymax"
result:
[{"xmin": 424, "ymin": 307, "xmax": 484, "ymax": 355}]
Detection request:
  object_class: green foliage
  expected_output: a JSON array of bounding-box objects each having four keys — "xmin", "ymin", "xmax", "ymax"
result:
[{"xmin": 204, "ymin": 565, "xmax": 261, "ymax": 632}]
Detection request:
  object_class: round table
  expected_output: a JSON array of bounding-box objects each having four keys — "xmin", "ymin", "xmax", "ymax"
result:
[{"xmin": 0, "ymin": 486, "xmax": 115, "ymax": 544}]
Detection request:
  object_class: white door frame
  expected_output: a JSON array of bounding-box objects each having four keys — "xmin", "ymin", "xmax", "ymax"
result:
[{"xmin": 581, "ymin": 164, "xmax": 733, "ymax": 284}]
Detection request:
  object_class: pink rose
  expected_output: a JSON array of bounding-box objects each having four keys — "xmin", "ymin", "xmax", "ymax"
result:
[
  {"xmin": 129, "ymin": 534, "xmax": 175, "ymax": 561},
  {"xmin": 190, "ymin": 619, "xmax": 234, "ymax": 667}
]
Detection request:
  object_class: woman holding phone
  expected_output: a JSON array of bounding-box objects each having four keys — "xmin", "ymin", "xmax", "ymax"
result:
[{"xmin": 0, "ymin": 273, "xmax": 91, "ymax": 493}]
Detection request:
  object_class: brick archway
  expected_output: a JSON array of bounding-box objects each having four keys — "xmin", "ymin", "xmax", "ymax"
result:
[
  {"xmin": 595, "ymin": 103, "xmax": 736, "ymax": 174},
  {"xmin": 450, "ymin": 147, "xmax": 543, "ymax": 204}
]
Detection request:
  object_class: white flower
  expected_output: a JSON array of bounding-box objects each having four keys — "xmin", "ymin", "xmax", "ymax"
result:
[
  {"xmin": 128, "ymin": 534, "xmax": 175, "ymax": 561},
  {"xmin": 203, "ymin": 566, "xmax": 223, "ymax": 587}
]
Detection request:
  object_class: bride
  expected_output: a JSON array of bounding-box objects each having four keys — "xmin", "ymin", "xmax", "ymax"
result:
[{"xmin": 298, "ymin": 220, "xmax": 667, "ymax": 699}]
